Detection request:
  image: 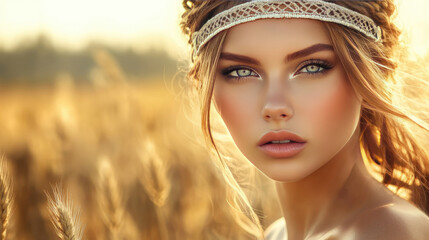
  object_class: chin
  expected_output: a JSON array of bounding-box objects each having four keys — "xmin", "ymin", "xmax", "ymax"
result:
[
  {"xmin": 264, "ymin": 171, "xmax": 315, "ymax": 183},
  {"xmin": 257, "ymin": 161, "xmax": 321, "ymax": 183}
]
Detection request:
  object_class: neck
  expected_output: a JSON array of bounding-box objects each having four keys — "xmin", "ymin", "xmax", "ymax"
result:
[{"xmin": 275, "ymin": 133, "xmax": 376, "ymax": 240}]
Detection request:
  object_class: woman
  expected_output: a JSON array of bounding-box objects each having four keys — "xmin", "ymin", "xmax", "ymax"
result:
[{"xmin": 180, "ymin": 0, "xmax": 429, "ymax": 239}]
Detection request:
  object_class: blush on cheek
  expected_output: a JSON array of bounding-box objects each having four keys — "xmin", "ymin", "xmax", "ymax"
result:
[
  {"xmin": 213, "ymin": 84, "xmax": 260, "ymax": 152},
  {"xmin": 322, "ymin": 83, "xmax": 354, "ymax": 119},
  {"xmin": 304, "ymin": 77, "xmax": 360, "ymax": 142},
  {"xmin": 213, "ymin": 87, "xmax": 242, "ymax": 128}
]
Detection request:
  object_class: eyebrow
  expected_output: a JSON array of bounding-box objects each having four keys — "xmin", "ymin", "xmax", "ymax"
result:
[
  {"xmin": 219, "ymin": 43, "xmax": 334, "ymax": 65},
  {"xmin": 219, "ymin": 52, "xmax": 261, "ymax": 65},
  {"xmin": 285, "ymin": 43, "xmax": 334, "ymax": 62}
]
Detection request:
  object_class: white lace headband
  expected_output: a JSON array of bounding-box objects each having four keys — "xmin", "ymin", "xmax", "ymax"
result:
[{"xmin": 191, "ymin": 0, "xmax": 382, "ymax": 58}]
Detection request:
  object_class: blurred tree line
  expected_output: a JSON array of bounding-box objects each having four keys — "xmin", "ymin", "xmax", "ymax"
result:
[{"xmin": 0, "ymin": 35, "xmax": 180, "ymax": 84}]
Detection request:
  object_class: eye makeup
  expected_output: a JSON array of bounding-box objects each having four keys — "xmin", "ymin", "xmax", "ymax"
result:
[
  {"xmin": 219, "ymin": 58, "xmax": 335, "ymax": 83},
  {"xmin": 294, "ymin": 59, "xmax": 334, "ymax": 76},
  {"xmin": 220, "ymin": 65, "xmax": 260, "ymax": 83}
]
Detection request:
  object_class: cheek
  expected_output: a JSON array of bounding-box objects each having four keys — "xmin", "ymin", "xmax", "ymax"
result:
[
  {"xmin": 213, "ymin": 82, "xmax": 257, "ymax": 140},
  {"xmin": 298, "ymin": 75, "xmax": 361, "ymax": 144}
]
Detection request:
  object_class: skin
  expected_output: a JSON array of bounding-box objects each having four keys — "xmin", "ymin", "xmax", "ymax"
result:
[{"xmin": 212, "ymin": 19, "xmax": 429, "ymax": 239}]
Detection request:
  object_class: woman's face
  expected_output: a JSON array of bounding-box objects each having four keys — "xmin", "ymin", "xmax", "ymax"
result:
[{"xmin": 213, "ymin": 19, "xmax": 362, "ymax": 182}]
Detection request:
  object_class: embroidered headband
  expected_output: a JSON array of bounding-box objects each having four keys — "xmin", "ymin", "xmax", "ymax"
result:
[{"xmin": 191, "ymin": 0, "xmax": 382, "ymax": 58}]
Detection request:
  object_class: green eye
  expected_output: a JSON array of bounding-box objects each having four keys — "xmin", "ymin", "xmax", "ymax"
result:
[
  {"xmin": 295, "ymin": 59, "xmax": 333, "ymax": 76},
  {"xmin": 300, "ymin": 64, "xmax": 324, "ymax": 73},
  {"xmin": 230, "ymin": 69, "xmax": 257, "ymax": 77}
]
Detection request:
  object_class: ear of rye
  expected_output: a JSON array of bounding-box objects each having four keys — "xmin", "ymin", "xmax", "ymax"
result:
[
  {"xmin": 139, "ymin": 138, "xmax": 170, "ymax": 207},
  {"xmin": 0, "ymin": 158, "xmax": 13, "ymax": 240},
  {"xmin": 46, "ymin": 185, "xmax": 83, "ymax": 240},
  {"xmin": 97, "ymin": 157, "xmax": 123, "ymax": 238}
]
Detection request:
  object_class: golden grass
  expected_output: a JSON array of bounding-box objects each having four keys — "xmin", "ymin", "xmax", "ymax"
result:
[
  {"xmin": 139, "ymin": 138, "xmax": 171, "ymax": 208},
  {"xmin": 97, "ymin": 157, "xmax": 123, "ymax": 240},
  {"xmin": 2, "ymin": 46, "xmax": 425, "ymax": 239},
  {"xmin": 5, "ymin": 37, "xmax": 429, "ymax": 239},
  {"xmin": 46, "ymin": 185, "xmax": 83, "ymax": 240},
  {"xmin": 0, "ymin": 158, "xmax": 12, "ymax": 240},
  {"xmin": 0, "ymin": 50, "xmax": 281, "ymax": 239}
]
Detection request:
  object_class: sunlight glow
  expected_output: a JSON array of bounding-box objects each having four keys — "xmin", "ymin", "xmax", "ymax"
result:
[
  {"xmin": 0, "ymin": 0, "xmax": 187, "ymax": 56},
  {"xmin": 394, "ymin": 0, "xmax": 429, "ymax": 57},
  {"xmin": 0, "ymin": 0, "xmax": 427, "ymax": 57}
]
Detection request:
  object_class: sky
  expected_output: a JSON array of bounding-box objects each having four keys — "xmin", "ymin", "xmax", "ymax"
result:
[
  {"xmin": 0, "ymin": 0, "xmax": 428, "ymax": 58},
  {"xmin": 0, "ymin": 0, "xmax": 188, "ymax": 56}
]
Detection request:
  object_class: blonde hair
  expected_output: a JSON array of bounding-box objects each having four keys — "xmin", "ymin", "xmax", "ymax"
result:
[{"xmin": 180, "ymin": 0, "xmax": 429, "ymax": 237}]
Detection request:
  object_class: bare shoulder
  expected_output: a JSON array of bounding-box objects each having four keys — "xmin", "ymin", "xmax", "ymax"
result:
[
  {"xmin": 264, "ymin": 218, "xmax": 286, "ymax": 240},
  {"xmin": 342, "ymin": 201, "xmax": 429, "ymax": 240}
]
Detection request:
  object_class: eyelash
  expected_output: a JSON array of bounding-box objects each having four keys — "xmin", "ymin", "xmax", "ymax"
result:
[
  {"xmin": 295, "ymin": 59, "xmax": 333, "ymax": 76},
  {"xmin": 221, "ymin": 65, "xmax": 259, "ymax": 83},
  {"xmin": 221, "ymin": 59, "xmax": 333, "ymax": 82}
]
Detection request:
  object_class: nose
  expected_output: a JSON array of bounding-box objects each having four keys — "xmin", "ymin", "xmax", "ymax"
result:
[
  {"xmin": 261, "ymin": 86, "xmax": 293, "ymax": 122},
  {"xmin": 262, "ymin": 104, "xmax": 292, "ymax": 121}
]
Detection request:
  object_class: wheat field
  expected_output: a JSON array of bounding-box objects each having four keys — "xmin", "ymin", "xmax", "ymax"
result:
[
  {"xmin": 0, "ymin": 49, "xmax": 280, "ymax": 240},
  {"xmin": 1, "ymin": 45, "xmax": 427, "ymax": 240}
]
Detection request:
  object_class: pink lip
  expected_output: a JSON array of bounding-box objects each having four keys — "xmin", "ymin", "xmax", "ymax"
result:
[
  {"xmin": 257, "ymin": 130, "xmax": 306, "ymax": 146},
  {"xmin": 257, "ymin": 130, "xmax": 307, "ymax": 158}
]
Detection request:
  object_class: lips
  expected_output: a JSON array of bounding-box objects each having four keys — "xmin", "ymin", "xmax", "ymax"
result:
[
  {"xmin": 257, "ymin": 130, "xmax": 306, "ymax": 146},
  {"xmin": 257, "ymin": 130, "xmax": 307, "ymax": 158}
]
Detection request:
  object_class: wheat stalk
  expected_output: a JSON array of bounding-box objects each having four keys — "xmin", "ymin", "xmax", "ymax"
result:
[
  {"xmin": 139, "ymin": 138, "xmax": 170, "ymax": 207},
  {"xmin": 139, "ymin": 138, "xmax": 171, "ymax": 240},
  {"xmin": 0, "ymin": 158, "xmax": 13, "ymax": 240},
  {"xmin": 97, "ymin": 157, "xmax": 123, "ymax": 240},
  {"xmin": 46, "ymin": 185, "xmax": 83, "ymax": 240},
  {"xmin": 91, "ymin": 48, "xmax": 127, "ymax": 85}
]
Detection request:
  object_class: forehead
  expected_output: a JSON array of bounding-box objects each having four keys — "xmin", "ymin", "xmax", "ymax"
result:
[{"xmin": 222, "ymin": 18, "xmax": 332, "ymax": 54}]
